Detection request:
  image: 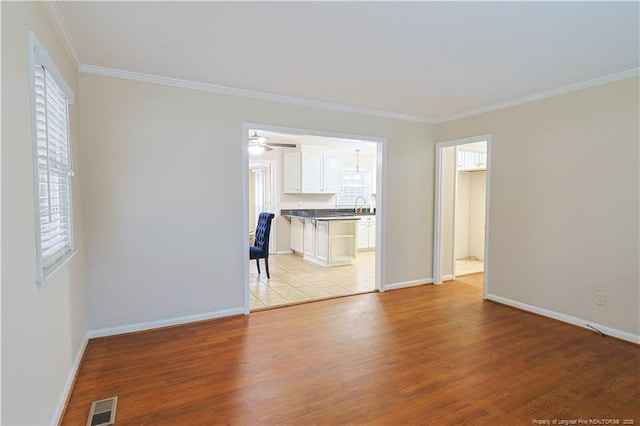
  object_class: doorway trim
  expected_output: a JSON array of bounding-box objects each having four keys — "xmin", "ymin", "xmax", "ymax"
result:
[
  {"xmin": 433, "ymin": 134, "xmax": 492, "ymax": 299},
  {"xmin": 242, "ymin": 122, "xmax": 387, "ymax": 314}
]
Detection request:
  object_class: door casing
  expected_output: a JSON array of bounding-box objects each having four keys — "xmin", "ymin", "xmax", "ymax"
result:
[{"xmin": 242, "ymin": 122, "xmax": 387, "ymax": 314}]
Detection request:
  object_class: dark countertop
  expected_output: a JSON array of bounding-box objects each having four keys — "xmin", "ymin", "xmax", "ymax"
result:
[{"xmin": 281, "ymin": 208, "xmax": 375, "ymax": 220}]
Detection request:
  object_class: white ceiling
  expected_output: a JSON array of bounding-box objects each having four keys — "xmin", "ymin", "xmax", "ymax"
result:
[{"xmin": 57, "ymin": 1, "xmax": 639, "ymax": 121}]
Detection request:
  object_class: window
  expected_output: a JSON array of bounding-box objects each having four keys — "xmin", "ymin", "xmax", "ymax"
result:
[
  {"xmin": 30, "ymin": 34, "xmax": 75, "ymax": 285},
  {"xmin": 336, "ymin": 167, "xmax": 371, "ymax": 207}
]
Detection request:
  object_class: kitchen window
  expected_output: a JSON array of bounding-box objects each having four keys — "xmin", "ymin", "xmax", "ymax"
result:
[{"xmin": 336, "ymin": 167, "xmax": 371, "ymax": 207}]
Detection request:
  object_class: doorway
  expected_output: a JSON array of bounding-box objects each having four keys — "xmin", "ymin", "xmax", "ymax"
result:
[
  {"xmin": 433, "ymin": 135, "xmax": 491, "ymax": 297},
  {"xmin": 249, "ymin": 160, "xmax": 276, "ymax": 253},
  {"xmin": 242, "ymin": 123, "xmax": 386, "ymax": 314},
  {"xmin": 453, "ymin": 142, "xmax": 487, "ymax": 277}
]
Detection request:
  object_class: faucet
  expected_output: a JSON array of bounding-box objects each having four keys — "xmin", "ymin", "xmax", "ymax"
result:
[{"xmin": 354, "ymin": 196, "xmax": 366, "ymax": 214}]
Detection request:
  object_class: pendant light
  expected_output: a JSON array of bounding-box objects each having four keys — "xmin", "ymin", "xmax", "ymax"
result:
[{"xmin": 355, "ymin": 149, "xmax": 361, "ymax": 179}]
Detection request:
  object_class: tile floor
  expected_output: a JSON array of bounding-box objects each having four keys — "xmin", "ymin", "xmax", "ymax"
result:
[
  {"xmin": 456, "ymin": 257, "xmax": 484, "ymax": 276},
  {"xmin": 250, "ymin": 251, "xmax": 376, "ymax": 310}
]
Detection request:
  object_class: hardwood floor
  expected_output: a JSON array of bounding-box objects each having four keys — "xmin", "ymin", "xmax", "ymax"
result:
[{"xmin": 62, "ymin": 275, "xmax": 640, "ymax": 425}]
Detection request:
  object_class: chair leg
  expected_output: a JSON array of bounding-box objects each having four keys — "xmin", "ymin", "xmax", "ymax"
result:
[
  {"xmin": 265, "ymin": 257, "xmax": 270, "ymax": 279},
  {"xmin": 256, "ymin": 258, "xmax": 261, "ymax": 274}
]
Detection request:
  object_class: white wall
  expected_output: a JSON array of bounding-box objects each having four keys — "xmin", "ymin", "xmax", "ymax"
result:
[
  {"xmin": 441, "ymin": 146, "xmax": 457, "ymax": 277},
  {"xmin": 438, "ymin": 77, "xmax": 639, "ymax": 336},
  {"xmin": 455, "ymin": 170, "xmax": 486, "ymax": 261},
  {"xmin": 1, "ymin": 2, "xmax": 87, "ymax": 425},
  {"xmin": 454, "ymin": 171, "xmax": 470, "ymax": 259},
  {"xmin": 468, "ymin": 171, "xmax": 486, "ymax": 260},
  {"xmin": 79, "ymin": 72, "xmax": 436, "ymax": 330}
]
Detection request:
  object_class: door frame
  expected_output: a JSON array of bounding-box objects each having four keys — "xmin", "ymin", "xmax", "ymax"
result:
[
  {"xmin": 242, "ymin": 122, "xmax": 387, "ymax": 314},
  {"xmin": 249, "ymin": 160, "xmax": 277, "ymax": 254},
  {"xmin": 433, "ymin": 134, "xmax": 492, "ymax": 299}
]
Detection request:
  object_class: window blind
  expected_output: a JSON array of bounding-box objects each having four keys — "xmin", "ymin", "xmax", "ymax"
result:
[{"xmin": 34, "ymin": 64, "xmax": 73, "ymax": 278}]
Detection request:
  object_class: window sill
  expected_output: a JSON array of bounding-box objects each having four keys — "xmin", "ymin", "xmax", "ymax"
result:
[{"xmin": 37, "ymin": 249, "xmax": 78, "ymax": 290}]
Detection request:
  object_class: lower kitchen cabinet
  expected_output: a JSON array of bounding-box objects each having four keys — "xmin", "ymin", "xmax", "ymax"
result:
[
  {"xmin": 357, "ymin": 216, "xmax": 376, "ymax": 250},
  {"xmin": 303, "ymin": 219, "xmax": 317, "ymax": 259},
  {"xmin": 296, "ymin": 219, "xmax": 358, "ymax": 267},
  {"xmin": 327, "ymin": 220, "xmax": 358, "ymax": 265},
  {"xmin": 290, "ymin": 217, "xmax": 304, "ymax": 254},
  {"xmin": 315, "ymin": 221, "xmax": 329, "ymax": 263}
]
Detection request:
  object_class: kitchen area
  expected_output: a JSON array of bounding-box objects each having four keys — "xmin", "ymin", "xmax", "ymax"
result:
[
  {"xmin": 248, "ymin": 130, "xmax": 378, "ymax": 310},
  {"xmin": 283, "ymin": 208, "xmax": 374, "ymax": 267}
]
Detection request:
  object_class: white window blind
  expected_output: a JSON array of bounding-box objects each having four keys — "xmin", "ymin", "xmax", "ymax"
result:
[{"xmin": 33, "ymin": 63, "xmax": 74, "ymax": 282}]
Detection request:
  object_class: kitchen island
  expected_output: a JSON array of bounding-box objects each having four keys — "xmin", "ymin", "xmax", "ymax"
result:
[{"xmin": 282, "ymin": 209, "xmax": 374, "ymax": 267}]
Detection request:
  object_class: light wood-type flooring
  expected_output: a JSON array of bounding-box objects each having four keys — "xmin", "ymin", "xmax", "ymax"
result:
[
  {"xmin": 456, "ymin": 257, "xmax": 484, "ymax": 276},
  {"xmin": 61, "ymin": 274, "xmax": 640, "ymax": 425}
]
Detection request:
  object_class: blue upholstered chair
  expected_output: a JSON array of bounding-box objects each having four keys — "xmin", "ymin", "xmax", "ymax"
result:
[{"xmin": 250, "ymin": 212, "xmax": 275, "ymax": 279}]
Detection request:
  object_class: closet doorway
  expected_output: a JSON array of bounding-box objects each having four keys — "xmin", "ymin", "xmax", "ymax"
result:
[
  {"xmin": 453, "ymin": 142, "xmax": 487, "ymax": 277},
  {"xmin": 433, "ymin": 135, "xmax": 491, "ymax": 297}
]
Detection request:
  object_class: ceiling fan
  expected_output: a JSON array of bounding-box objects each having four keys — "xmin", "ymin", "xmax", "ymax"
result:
[{"xmin": 248, "ymin": 131, "xmax": 296, "ymax": 155}]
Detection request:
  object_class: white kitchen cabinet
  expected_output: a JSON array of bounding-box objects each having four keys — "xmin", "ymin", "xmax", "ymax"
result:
[
  {"xmin": 302, "ymin": 219, "xmax": 358, "ymax": 267},
  {"xmin": 290, "ymin": 217, "xmax": 304, "ymax": 254},
  {"xmin": 328, "ymin": 220, "xmax": 358, "ymax": 265},
  {"xmin": 303, "ymin": 219, "xmax": 317, "ymax": 259},
  {"xmin": 299, "ymin": 152, "xmax": 343, "ymax": 194},
  {"xmin": 283, "ymin": 152, "xmax": 302, "ymax": 193},
  {"xmin": 457, "ymin": 148, "xmax": 486, "ymax": 171},
  {"xmin": 301, "ymin": 152, "xmax": 323, "ymax": 193},
  {"xmin": 315, "ymin": 221, "xmax": 329, "ymax": 263},
  {"xmin": 323, "ymin": 154, "xmax": 343, "ymax": 194},
  {"xmin": 357, "ymin": 216, "xmax": 376, "ymax": 250}
]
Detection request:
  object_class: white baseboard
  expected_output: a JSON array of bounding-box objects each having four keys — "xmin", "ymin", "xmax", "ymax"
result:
[
  {"xmin": 384, "ymin": 278, "xmax": 433, "ymax": 291},
  {"xmin": 275, "ymin": 250, "xmax": 293, "ymax": 255},
  {"xmin": 51, "ymin": 336, "xmax": 89, "ymax": 426},
  {"xmin": 442, "ymin": 274, "xmax": 454, "ymax": 281},
  {"xmin": 486, "ymin": 294, "xmax": 640, "ymax": 345},
  {"xmin": 87, "ymin": 307, "xmax": 245, "ymax": 339},
  {"xmin": 52, "ymin": 307, "xmax": 245, "ymax": 424}
]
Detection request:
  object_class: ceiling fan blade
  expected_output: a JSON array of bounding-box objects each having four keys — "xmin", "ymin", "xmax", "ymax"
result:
[
  {"xmin": 266, "ymin": 142, "xmax": 297, "ymax": 148},
  {"xmin": 264, "ymin": 146, "xmax": 274, "ymax": 151}
]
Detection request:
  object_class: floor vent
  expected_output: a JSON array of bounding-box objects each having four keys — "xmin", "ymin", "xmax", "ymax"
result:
[{"xmin": 86, "ymin": 396, "xmax": 118, "ymax": 426}]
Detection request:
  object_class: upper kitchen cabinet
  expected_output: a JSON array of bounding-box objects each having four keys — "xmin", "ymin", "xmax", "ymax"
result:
[
  {"xmin": 284, "ymin": 152, "xmax": 302, "ymax": 193},
  {"xmin": 457, "ymin": 146, "xmax": 487, "ymax": 171},
  {"xmin": 301, "ymin": 152, "xmax": 323, "ymax": 192},
  {"xmin": 284, "ymin": 150, "xmax": 343, "ymax": 194},
  {"xmin": 320, "ymin": 153, "xmax": 343, "ymax": 193}
]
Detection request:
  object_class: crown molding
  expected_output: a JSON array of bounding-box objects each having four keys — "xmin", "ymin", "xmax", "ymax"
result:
[
  {"xmin": 79, "ymin": 64, "xmax": 437, "ymax": 124},
  {"xmin": 35, "ymin": 2, "xmax": 640, "ymax": 126},
  {"xmin": 435, "ymin": 68, "xmax": 640, "ymax": 123},
  {"xmin": 79, "ymin": 63, "xmax": 638, "ymax": 126},
  {"xmin": 43, "ymin": 1, "xmax": 80, "ymax": 70}
]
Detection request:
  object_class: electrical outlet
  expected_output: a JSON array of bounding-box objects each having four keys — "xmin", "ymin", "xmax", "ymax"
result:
[{"xmin": 595, "ymin": 292, "xmax": 606, "ymax": 306}]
